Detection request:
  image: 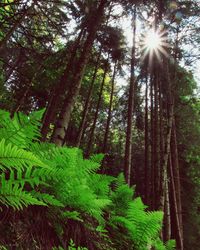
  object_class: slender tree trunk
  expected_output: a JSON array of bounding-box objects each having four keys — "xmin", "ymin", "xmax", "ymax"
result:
[
  {"xmin": 85, "ymin": 59, "xmax": 109, "ymax": 157},
  {"xmin": 159, "ymin": 63, "xmax": 173, "ymax": 212},
  {"xmin": 41, "ymin": 27, "xmax": 86, "ymax": 141},
  {"xmin": 144, "ymin": 74, "xmax": 149, "ymax": 205},
  {"xmin": 150, "ymin": 74, "xmax": 155, "ymax": 209},
  {"xmin": 164, "ymin": 174, "xmax": 171, "ymax": 241},
  {"xmin": 124, "ymin": 8, "xmax": 136, "ymax": 186},
  {"xmin": 158, "ymin": 72, "xmax": 165, "ymax": 211},
  {"xmin": 102, "ymin": 61, "xmax": 117, "ymax": 154},
  {"xmin": 75, "ymin": 48, "xmax": 102, "ymax": 147},
  {"xmin": 154, "ymin": 69, "xmax": 160, "ymax": 209},
  {"xmin": 171, "ymin": 24, "xmax": 183, "ymax": 248},
  {"xmin": 169, "ymin": 152, "xmax": 183, "ymax": 250},
  {"xmin": 51, "ymin": 0, "xmax": 108, "ymax": 146},
  {"xmin": 171, "ymin": 119, "xmax": 183, "ymax": 246},
  {"xmin": 75, "ymin": 7, "xmax": 112, "ymax": 148},
  {"xmin": 159, "ymin": 109, "xmax": 172, "ymax": 211}
]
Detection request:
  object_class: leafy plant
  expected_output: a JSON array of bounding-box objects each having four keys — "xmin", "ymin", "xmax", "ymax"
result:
[{"xmin": 0, "ymin": 109, "xmax": 175, "ymax": 249}]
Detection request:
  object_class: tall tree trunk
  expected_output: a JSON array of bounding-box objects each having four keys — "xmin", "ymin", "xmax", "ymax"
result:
[
  {"xmin": 154, "ymin": 69, "xmax": 160, "ymax": 209},
  {"xmin": 171, "ymin": 24, "xmax": 183, "ymax": 245},
  {"xmin": 171, "ymin": 119, "xmax": 183, "ymax": 246},
  {"xmin": 41, "ymin": 27, "xmax": 86, "ymax": 141},
  {"xmin": 150, "ymin": 74, "xmax": 155, "ymax": 209},
  {"xmin": 75, "ymin": 5, "xmax": 112, "ymax": 147},
  {"xmin": 102, "ymin": 61, "xmax": 117, "ymax": 154},
  {"xmin": 144, "ymin": 74, "xmax": 149, "ymax": 205},
  {"xmin": 124, "ymin": 8, "xmax": 136, "ymax": 186},
  {"xmin": 164, "ymin": 174, "xmax": 171, "ymax": 241},
  {"xmin": 159, "ymin": 62, "xmax": 173, "ymax": 212},
  {"xmin": 85, "ymin": 59, "xmax": 109, "ymax": 157},
  {"xmin": 51, "ymin": 0, "xmax": 108, "ymax": 146},
  {"xmin": 75, "ymin": 47, "xmax": 102, "ymax": 147},
  {"xmin": 169, "ymin": 152, "xmax": 183, "ymax": 250}
]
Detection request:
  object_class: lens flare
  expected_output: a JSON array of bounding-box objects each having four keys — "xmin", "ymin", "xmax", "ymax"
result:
[
  {"xmin": 145, "ymin": 31, "xmax": 161, "ymax": 50},
  {"xmin": 141, "ymin": 28, "xmax": 169, "ymax": 64}
]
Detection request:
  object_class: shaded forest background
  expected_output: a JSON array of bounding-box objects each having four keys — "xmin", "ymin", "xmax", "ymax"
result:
[{"xmin": 0, "ymin": 0, "xmax": 200, "ymax": 249}]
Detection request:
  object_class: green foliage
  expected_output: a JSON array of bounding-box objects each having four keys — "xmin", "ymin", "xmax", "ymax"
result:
[
  {"xmin": 108, "ymin": 175, "xmax": 174, "ymax": 250},
  {"xmin": 173, "ymin": 66, "xmax": 200, "ymax": 249},
  {"xmin": 0, "ymin": 110, "xmax": 63, "ymax": 210},
  {"xmin": 0, "ymin": 109, "xmax": 44, "ymax": 148},
  {"xmin": 0, "ymin": 109, "xmax": 174, "ymax": 249}
]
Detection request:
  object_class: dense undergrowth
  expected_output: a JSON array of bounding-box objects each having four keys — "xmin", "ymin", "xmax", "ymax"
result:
[{"xmin": 0, "ymin": 109, "xmax": 175, "ymax": 249}]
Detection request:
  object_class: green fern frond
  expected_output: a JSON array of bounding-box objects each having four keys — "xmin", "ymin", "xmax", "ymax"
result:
[
  {"xmin": 0, "ymin": 175, "xmax": 46, "ymax": 209},
  {"xmin": 0, "ymin": 109, "xmax": 44, "ymax": 148},
  {"xmin": 114, "ymin": 173, "xmax": 127, "ymax": 188},
  {"xmin": 89, "ymin": 153, "xmax": 104, "ymax": 164},
  {"xmin": 152, "ymin": 238, "xmax": 176, "ymax": 250},
  {"xmin": 88, "ymin": 174, "xmax": 114, "ymax": 198},
  {"xmin": 165, "ymin": 239, "xmax": 176, "ymax": 250},
  {"xmin": 0, "ymin": 139, "xmax": 47, "ymax": 170},
  {"xmin": 5, "ymin": 168, "xmax": 43, "ymax": 188},
  {"xmin": 31, "ymin": 191, "xmax": 64, "ymax": 207},
  {"xmin": 125, "ymin": 199, "xmax": 163, "ymax": 249},
  {"xmin": 62, "ymin": 210, "xmax": 82, "ymax": 221},
  {"xmin": 110, "ymin": 215, "xmax": 136, "ymax": 232},
  {"xmin": 110, "ymin": 180, "xmax": 134, "ymax": 216}
]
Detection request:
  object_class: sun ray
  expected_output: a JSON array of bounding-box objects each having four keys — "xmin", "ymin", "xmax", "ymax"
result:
[{"xmin": 140, "ymin": 28, "xmax": 169, "ymax": 65}]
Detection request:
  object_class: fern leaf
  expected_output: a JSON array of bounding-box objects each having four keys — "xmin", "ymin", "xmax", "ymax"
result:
[
  {"xmin": 31, "ymin": 191, "xmax": 64, "ymax": 207},
  {"xmin": 89, "ymin": 153, "xmax": 104, "ymax": 164},
  {"xmin": 0, "ymin": 176, "xmax": 46, "ymax": 209},
  {"xmin": 0, "ymin": 109, "xmax": 44, "ymax": 148},
  {"xmin": 0, "ymin": 139, "xmax": 47, "ymax": 170}
]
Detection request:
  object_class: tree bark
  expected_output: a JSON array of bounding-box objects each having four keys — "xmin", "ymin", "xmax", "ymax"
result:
[
  {"xmin": 164, "ymin": 174, "xmax": 171, "ymax": 241},
  {"xmin": 124, "ymin": 8, "xmax": 136, "ymax": 186},
  {"xmin": 75, "ymin": 6, "xmax": 112, "ymax": 148},
  {"xmin": 85, "ymin": 59, "xmax": 109, "ymax": 157},
  {"xmin": 171, "ymin": 119, "xmax": 183, "ymax": 246},
  {"xmin": 150, "ymin": 74, "xmax": 155, "ymax": 210},
  {"xmin": 75, "ymin": 47, "xmax": 102, "ymax": 147},
  {"xmin": 154, "ymin": 69, "xmax": 160, "ymax": 209},
  {"xmin": 159, "ymin": 62, "xmax": 173, "ymax": 212},
  {"xmin": 41, "ymin": 27, "xmax": 86, "ymax": 141},
  {"xmin": 102, "ymin": 61, "xmax": 117, "ymax": 154},
  {"xmin": 144, "ymin": 74, "xmax": 149, "ymax": 205},
  {"xmin": 51, "ymin": 0, "xmax": 108, "ymax": 146},
  {"xmin": 169, "ymin": 152, "xmax": 183, "ymax": 250}
]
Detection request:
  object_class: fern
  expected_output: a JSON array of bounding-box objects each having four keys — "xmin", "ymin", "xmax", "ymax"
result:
[
  {"xmin": 0, "ymin": 109, "xmax": 44, "ymax": 148},
  {"xmin": 30, "ymin": 191, "xmax": 64, "ymax": 207},
  {"xmin": 108, "ymin": 176, "xmax": 166, "ymax": 250},
  {"xmin": 0, "ymin": 139, "xmax": 47, "ymax": 170},
  {"xmin": 0, "ymin": 109, "xmax": 176, "ymax": 250},
  {"xmin": 0, "ymin": 174, "xmax": 45, "ymax": 209},
  {"xmin": 110, "ymin": 174, "xmax": 134, "ymax": 216}
]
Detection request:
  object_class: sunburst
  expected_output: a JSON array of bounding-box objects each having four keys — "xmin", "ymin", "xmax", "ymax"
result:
[{"xmin": 140, "ymin": 28, "xmax": 169, "ymax": 64}]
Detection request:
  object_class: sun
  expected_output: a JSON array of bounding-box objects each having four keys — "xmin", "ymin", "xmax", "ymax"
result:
[
  {"xmin": 145, "ymin": 31, "xmax": 161, "ymax": 50},
  {"xmin": 141, "ymin": 28, "xmax": 168, "ymax": 63}
]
